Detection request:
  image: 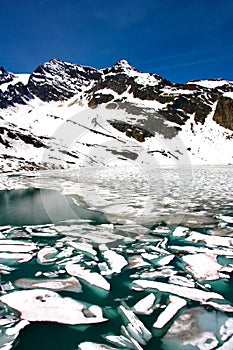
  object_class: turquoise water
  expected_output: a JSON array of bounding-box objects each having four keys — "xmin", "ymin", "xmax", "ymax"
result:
[
  {"xmin": 0, "ymin": 188, "xmax": 107, "ymax": 226},
  {"xmin": 0, "ymin": 167, "xmax": 232, "ymax": 350}
]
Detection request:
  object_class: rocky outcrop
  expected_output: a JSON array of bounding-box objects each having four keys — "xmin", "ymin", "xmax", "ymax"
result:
[
  {"xmin": 0, "ymin": 67, "xmax": 14, "ymax": 85},
  {"xmin": 28, "ymin": 58, "xmax": 102, "ymax": 102},
  {"xmin": 0, "ymin": 82, "xmax": 33, "ymax": 109},
  {"xmin": 213, "ymin": 96, "xmax": 233, "ymax": 131}
]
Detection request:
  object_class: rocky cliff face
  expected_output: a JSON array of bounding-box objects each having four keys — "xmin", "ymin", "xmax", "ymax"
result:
[
  {"xmin": 0, "ymin": 58, "xmax": 232, "ymax": 171},
  {"xmin": 213, "ymin": 95, "xmax": 233, "ymax": 131}
]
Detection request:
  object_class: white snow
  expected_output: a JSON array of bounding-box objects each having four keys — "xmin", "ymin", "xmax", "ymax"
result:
[
  {"xmin": 188, "ymin": 79, "xmax": 232, "ymax": 89},
  {"xmin": 0, "ymin": 74, "xmax": 30, "ymax": 92}
]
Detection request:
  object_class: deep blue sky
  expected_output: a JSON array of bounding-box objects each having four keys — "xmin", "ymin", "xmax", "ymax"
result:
[{"xmin": 1, "ymin": 0, "xmax": 233, "ymax": 83}]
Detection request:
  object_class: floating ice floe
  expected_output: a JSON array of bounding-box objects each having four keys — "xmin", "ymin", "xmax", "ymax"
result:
[
  {"xmin": 0, "ymin": 240, "xmax": 37, "ymax": 253},
  {"xmin": 217, "ymin": 336, "xmax": 233, "ymax": 349},
  {"xmin": 0, "ymin": 320, "xmax": 29, "ymax": 350},
  {"xmin": 172, "ymin": 226, "xmax": 189, "ymax": 237},
  {"xmin": 67, "ymin": 241, "xmax": 97, "ymax": 258},
  {"xmin": 156, "ymin": 254, "xmax": 174, "ymax": 266},
  {"xmin": 119, "ymin": 305, "xmax": 152, "ymax": 345},
  {"xmin": 218, "ymin": 215, "xmax": 233, "ymax": 224},
  {"xmin": 37, "ymin": 247, "xmax": 58, "ymax": 264},
  {"xmin": 0, "ymin": 289, "xmax": 107, "ymax": 325},
  {"xmin": 138, "ymin": 267, "xmax": 176, "ymax": 279},
  {"xmin": 99, "ymin": 244, "xmax": 128, "ymax": 273},
  {"xmin": 128, "ymin": 256, "xmax": 150, "ymax": 269},
  {"xmin": 133, "ymin": 280, "xmax": 224, "ymax": 302},
  {"xmin": 104, "ymin": 334, "xmax": 135, "ymax": 349},
  {"xmin": 153, "ymin": 295, "xmax": 187, "ymax": 330},
  {"xmin": 162, "ymin": 307, "xmax": 233, "ymax": 350},
  {"xmin": 121, "ymin": 325, "xmax": 144, "ymax": 350},
  {"xmin": 14, "ymin": 276, "xmax": 82, "ymax": 292},
  {"xmin": 169, "ymin": 275, "xmax": 195, "ymax": 288},
  {"xmin": 170, "ymin": 244, "xmax": 233, "ymax": 257},
  {"xmin": 141, "ymin": 252, "xmax": 159, "ymax": 261},
  {"xmin": 220, "ymin": 318, "xmax": 233, "ymax": 341},
  {"xmin": 202, "ymin": 301, "xmax": 233, "ymax": 313},
  {"xmin": 78, "ymin": 342, "xmax": 118, "ymax": 349},
  {"xmin": 186, "ymin": 231, "xmax": 233, "ymax": 248},
  {"xmin": 65, "ymin": 263, "xmax": 111, "ymax": 291},
  {"xmin": 133, "ymin": 293, "xmax": 156, "ymax": 315},
  {"xmin": 0, "ymin": 264, "xmax": 15, "ymax": 275},
  {"xmin": 0, "ymin": 253, "xmax": 33, "ymax": 264},
  {"xmin": 182, "ymin": 253, "xmax": 224, "ymax": 281}
]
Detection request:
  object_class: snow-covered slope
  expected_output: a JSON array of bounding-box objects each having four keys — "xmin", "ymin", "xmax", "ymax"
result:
[{"xmin": 0, "ymin": 58, "xmax": 233, "ymax": 172}]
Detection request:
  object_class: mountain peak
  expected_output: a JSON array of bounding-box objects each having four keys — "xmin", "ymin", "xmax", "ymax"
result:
[
  {"xmin": 111, "ymin": 59, "xmax": 136, "ymax": 73},
  {"xmin": 0, "ymin": 67, "xmax": 15, "ymax": 85}
]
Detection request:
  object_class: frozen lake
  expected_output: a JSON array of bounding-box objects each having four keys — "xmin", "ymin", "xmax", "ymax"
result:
[{"xmin": 0, "ymin": 165, "xmax": 232, "ymax": 350}]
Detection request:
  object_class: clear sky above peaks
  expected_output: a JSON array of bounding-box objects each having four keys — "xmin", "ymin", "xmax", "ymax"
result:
[{"xmin": 1, "ymin": 0, "xmax": 233, "ymax": 83}]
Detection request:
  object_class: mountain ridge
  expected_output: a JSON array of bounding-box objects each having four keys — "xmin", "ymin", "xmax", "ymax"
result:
[{"xmin": 0, "ymin": 58, "xmax": 233, "ymax": 171}]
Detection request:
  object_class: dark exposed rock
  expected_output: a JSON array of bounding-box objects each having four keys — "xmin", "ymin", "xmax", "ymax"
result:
[
  {"xmin": 88, "ymin": 93, "xmax": 114, "ymax": 108},
  {"xmin": 0, "ymin": 82, "xmax": 33, "ymax": 109},
  {"xmin": 0, "ymin": 67, "xmax": 14, "ymax": 85},
  {"xmin": 109, "ymin": 121, "xmax": 154, "ymax": 142},
  {"xmin": 213, "ymin": 95, "xmax": 233, "ymax": 130},
  {"xmin": 28, "ymin": 58, "xmax": 102, "ymax": 102}
]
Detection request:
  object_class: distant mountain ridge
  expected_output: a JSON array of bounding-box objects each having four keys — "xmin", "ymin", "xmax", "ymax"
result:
[{"xmin": 0, "ymin": 58, "xmax": 233, "ymax": 171}]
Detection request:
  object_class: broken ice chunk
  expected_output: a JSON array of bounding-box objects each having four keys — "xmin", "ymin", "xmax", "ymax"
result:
[
  {"xmin": 156, "ymin": 254, "xmax": 174, "ymax": 266},
  {"xmin": 119, "ymin": 305, "xmax": 152, "ymax": 343},
  {"xmin": 0, "ymin": 253, "xmax": 33, "ymax": 264},
  {"xmin": 14, "ymin": 277, "xmax": 82, "ymax": 293},
  {"xmin": 78, "ymin": 342, "xmax": 118, "ymax": 349},
  {"xmin": 37, "ymin": 247, "xmax": 58, "ymax": 264},
  {"xmin": 66, "ymin": 263, "xmax": 110, "ymax": 291},
  {"xmin": 0, "ymin": 240, "xmax": 37, "ymax": 253},
  {"xmin": 172, "ymin": 226, "xmax": 189, "ymax": 237},
  {"xmin": 182, "ymin": 253, "xmax": 223, "ymax": 281},
  {"xmin": 133, "ymin": 280, "xmax": 224, "ymax": 302},
  {"xmin": 162, "ymin": 307, "xmax": 220, "ymax": 350},
  {"xmin": 187, "ymin": 231, "xmax": 233, "ymax": 248},
  {"xmin": 99, "ymin": 244, "xmax": 127, "ymax": 273},
  {"xmin": 128, "ymin": 255, "xmax": 150, "ymax": 269},
  {"xmin": 104, "ymin": 334, "xmax": 135, "ymax": 349},
  {"xmin": 67, "ymin": 241, "xmax": 97, "ymax": 259},
  {"xmin": 0, "ymin": 289, "xmax": 107, "ymax": 325},
  {"xmin": 153, "ymin": 295, "xmax": 187, "ymax": 329},
  {"xmin": 133, "ymin": 293, "xmax": 156, "ymax": 315},
  {"xmin": 218, "ymin": 215, "xmax": 233, "ymax": 224}
]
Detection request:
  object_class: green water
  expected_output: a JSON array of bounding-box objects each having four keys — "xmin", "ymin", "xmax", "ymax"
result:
[{"xmin": 0, "ymin": 188, "xmax": 107, "ymax": 226}]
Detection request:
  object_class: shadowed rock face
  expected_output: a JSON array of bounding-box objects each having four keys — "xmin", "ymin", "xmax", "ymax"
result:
[
  {"xmin": 0, "ymin": 66, "xmax": 14, "ymax": 85},
  {"xmin": 214, "ymin": 96, "xmax": 233, "ymax": 130},
  {"xmin": 27, "ymin": 58, "xmax": 102, "ymax": 102}
]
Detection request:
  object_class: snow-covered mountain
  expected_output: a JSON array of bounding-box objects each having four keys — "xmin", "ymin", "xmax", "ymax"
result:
[{"xmin": 0, "ymin": 58, "xmax": 233, "ymax": 172}]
